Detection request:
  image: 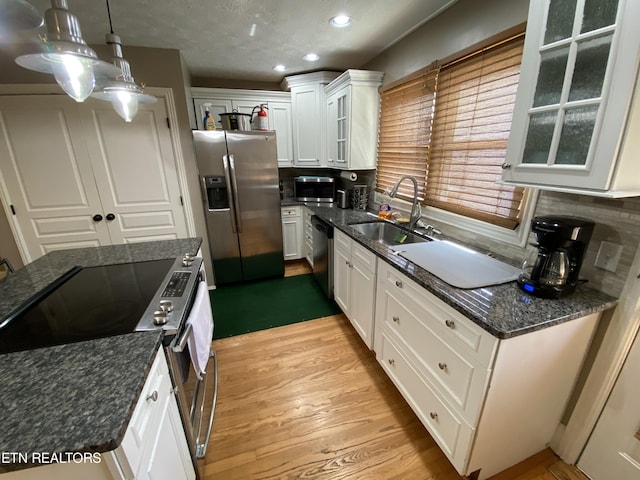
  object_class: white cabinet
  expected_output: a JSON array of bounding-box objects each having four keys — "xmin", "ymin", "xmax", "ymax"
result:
[
  {"xmin": 114, "ymin": 348, "xmax": 195, "ymax": 480},
  {"xmin": 192, "ymin": 88, "xmax": 293, "ymax": 167},
  {"xmin": 0, "ymin": 94, "xmax": 190, "ymax": 263},
  {"xmin": 303, "ymin": 207, "xmax": 314, "ymax": 267},
  {"xmin": 282, "ymin": 71, "xmax": 340, "ymax": 167},
  {"xmin": 333, "ymin": 229, "xmax": 377, "ymax": 348},
  {"xmin": 281, "ymin": 206, "xmax": 303, "ymax": 260},
  {"xmin": 325, "ymin": 70, "xmax": 384, "ymax": 170},
  {"xmin": 502, "ymin": 0, "xmax": 640, "ymax": 197},
  {"xmin": 374, "ymin": 261, "xmax": 600, "ymax": 479}
]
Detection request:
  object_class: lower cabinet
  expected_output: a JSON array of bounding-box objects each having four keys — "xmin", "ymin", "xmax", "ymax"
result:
[
  {"xmin": 374, "ymin": 261, "xmax": 600, "ymax": 479},
  {"xmin": 110, "ymin": 348, "xmax": 196, "ymax": 480},
  {"xmin": 333, "ymin": 229, "xmax": 377, "ymax": 348},
  {"xmin": 281, "ymin": 206, "xmax": 303, "ymax": 260}
]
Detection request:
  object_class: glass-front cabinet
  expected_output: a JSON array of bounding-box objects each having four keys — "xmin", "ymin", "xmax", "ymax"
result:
[{"xmin": 502, "ymin": 0, "xmax": 640, "ymax": 196}]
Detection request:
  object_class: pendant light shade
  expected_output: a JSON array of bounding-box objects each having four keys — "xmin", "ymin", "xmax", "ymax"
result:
[
  {"xmin": 91, "ymin": 33, "xmax": 157, "ymax": 122},
  {"xmin": 14, "ymin": 0, "xmax": 121, "ymax": 102},
  {"xmin": 0, "ymin": 0, "xmax": 43, "ymax": 42}
]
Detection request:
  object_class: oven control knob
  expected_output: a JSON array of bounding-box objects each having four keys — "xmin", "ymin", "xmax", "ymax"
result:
[
  {"xmin": 182, "ymin": 253, "xmax": 194, "ymax": 267},
  {"xmin": 159, "ymin": 300, "xmax": 173, "ymax": 312},
  {"xmin": 153, "ymin": 310, "xmax": 168, "ymax": 326}
]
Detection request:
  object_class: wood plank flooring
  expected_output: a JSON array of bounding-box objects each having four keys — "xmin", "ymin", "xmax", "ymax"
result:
[{"xmin": 204, "ymin": 314, "xmax": 577, "ymax": 480}]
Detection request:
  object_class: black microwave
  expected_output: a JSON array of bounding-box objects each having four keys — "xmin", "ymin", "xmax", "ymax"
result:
[{"xmin": 294, "ymin": 176, "xmax": 335, "ymax": 203}]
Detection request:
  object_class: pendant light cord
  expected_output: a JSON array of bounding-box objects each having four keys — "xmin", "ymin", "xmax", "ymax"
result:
[{"xmin": 106, "ymin": 0, "xmax": 114, "ymax": 34}]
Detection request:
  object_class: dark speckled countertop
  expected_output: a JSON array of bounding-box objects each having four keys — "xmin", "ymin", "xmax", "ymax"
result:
[
  {"xmin": 304, "ymin": 204, "xmax": 617, "ymax": 339},
  {"xmin": 0, "ymin": 238, "xmax": 201, "ymax": 471}
]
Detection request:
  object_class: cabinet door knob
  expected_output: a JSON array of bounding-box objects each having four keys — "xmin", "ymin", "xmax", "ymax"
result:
[
  {"xmin": 445, "ymin": 319, "xmax": 455, "ymax": 329},
  {"xmin": 388, "ymin": 358, "xmax": 395, "ymax": 366},
  {"xmin": 92, "ymin": 214, "xmax": 103, "ymax": 222},
  {"xmin": 438, "ymin": 362, "xmax": 447, "ymax": 371},
  {"xmin": 392, "ymin": 316, "xmax": 399, "ymax": 323},
  {"xmin": 146, "ymin": 391, "xmax": 158, "ymax": 402},
  {"xmin": 430, "ymin": 412, "xmax": 438, "ymax": 420},
  {"xmin": 395, "ymin": 280, "xmax": 403, "ymax": 288},
  {"xmin": 106, "ymin": 213, "xmax": 116, "ymax": 221},
  {"xmin": 501, "ymin": 162, "xmax": 512, "ymax": 169}
]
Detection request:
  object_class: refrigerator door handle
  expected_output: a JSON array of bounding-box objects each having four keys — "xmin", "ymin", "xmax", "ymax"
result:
[
  {"xmin": 227, "ymin": 154, "xmax": 243, "ymax": 233},
  {"xmin": 222, "ymin": 155, "xmax": 238, "ymax": 234}
]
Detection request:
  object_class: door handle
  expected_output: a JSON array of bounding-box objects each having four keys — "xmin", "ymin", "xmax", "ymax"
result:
[
  {"xmin": 92, "ymin": 214, "xmax": 103, "ymax": 222},
  {"xmin": 106, "ymin": 213, "xmax": 115, "ymax": 221},
  {"xmin": 222, "ymin": 155, "xmax": 238, "ymax": 234},
  {"xmin": 228, "ymin": 154, "xmax": 242, "ymax": 234}
]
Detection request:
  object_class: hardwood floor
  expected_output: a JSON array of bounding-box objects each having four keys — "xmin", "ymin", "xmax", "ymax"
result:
[
  {"xmin": 204, "ymin": 314, "xmax": 577, "ymax": 480},
  {"xmin": 284, "ymin": 259, "xmax": 313, "ymax": 277}
]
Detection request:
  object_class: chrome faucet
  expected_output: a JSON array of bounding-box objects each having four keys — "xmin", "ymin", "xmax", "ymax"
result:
[{"xmin": 388, "ymin": 175, "xmax": 421, "ymax": 229}]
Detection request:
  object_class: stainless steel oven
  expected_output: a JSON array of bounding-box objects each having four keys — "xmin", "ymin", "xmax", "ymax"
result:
[
  {"xmin": 294, "ymin": 175, "xmax": 335, "ymax": 203},
  {"xmin": 0, "ymin": 255, "xmax": 217, "ymax": 479}
]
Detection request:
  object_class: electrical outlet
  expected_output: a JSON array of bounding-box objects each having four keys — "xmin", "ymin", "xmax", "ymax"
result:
[{"xmin": 594, "ymin": 241, "xmax": 623, "ymax": 272}]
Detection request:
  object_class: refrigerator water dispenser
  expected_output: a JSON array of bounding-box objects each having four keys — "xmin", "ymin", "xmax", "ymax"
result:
[{"xmin": 204, "ymin": 176, "xmax": 229, "ymax": 210}]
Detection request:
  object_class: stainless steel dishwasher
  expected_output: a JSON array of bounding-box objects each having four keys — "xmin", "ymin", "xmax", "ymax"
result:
[{"xmin": 311, "ymin": 215, "xmax": 333, "ymax": 299}]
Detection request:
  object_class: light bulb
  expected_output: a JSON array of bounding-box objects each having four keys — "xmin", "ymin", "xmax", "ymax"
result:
[
  {"xmin": 111, "ymin": 90, "xmax": 139, "ymax": 122},
  {"xmin": 50, "ymin": 54, "xmax": 95, "ymax": 102}
]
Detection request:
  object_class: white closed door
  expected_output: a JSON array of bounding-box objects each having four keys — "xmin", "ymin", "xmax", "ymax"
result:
[
  {"xmin": 0, "ymin": 94, "xmax": 189, "ymax": 262},
  {"xmin": 0, "ymin": 95, "xmax": 111, "ymax": 260},
  {"xmin": 578, "ymin": 329, "xmax": 640, "ymax": 479},
  {"xmin": 81, "ymin": 98, "xmax": 188, "ymax": 245}
]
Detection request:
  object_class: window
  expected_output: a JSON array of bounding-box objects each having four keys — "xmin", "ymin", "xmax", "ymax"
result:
[{"xmin": 376, "ymin": 34, "xmax": 526, "ymax": 229}]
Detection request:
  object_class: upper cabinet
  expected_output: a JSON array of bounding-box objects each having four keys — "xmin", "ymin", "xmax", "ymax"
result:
[
  {"xmin": 325, "ymin": 70, "xmax": 384, "ymax": 170},
  {"xmin": 191, "ymin": 88, "xmax": 294, "ymax": 167},
  {"xmin": 502, "ymin": 0, "xmax": 640, "ymax": 197},
  {"xmin": 282, "ymin": 71, "xmax": 340, "ymax": 167}
]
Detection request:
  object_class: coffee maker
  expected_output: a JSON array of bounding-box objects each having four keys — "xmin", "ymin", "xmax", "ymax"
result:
[{"xmin": 518, "ymin": 216, "xmax": 595, "ymax": 299}]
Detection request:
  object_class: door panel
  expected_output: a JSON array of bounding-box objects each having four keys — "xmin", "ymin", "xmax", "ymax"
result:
[
  {"xmin": 193, "ymin": 131, "xmax": 242, "ymax": 284},
  {"xmin": 578, "ymin": 329, "xmax": 640, "ymax": 479},
  {"xmin": 81, "ymin": 99, "xmax": 189, "ymax": 244},
  {"xmin": 0, "ymin": 96, "xmax": 110, "ymax": 261},
  {"xmin": 226, "ymin": 131, "xmax": 284, "ymax": 281}
]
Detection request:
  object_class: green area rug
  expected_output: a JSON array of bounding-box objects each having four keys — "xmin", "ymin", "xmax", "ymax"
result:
[{"xmin": 210, "ymin": 274, "xmax": 341, "ymax": 339}]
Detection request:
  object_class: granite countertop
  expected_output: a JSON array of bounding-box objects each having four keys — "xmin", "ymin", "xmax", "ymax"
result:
[
  {"xmin": 0, "ymin": 238, "xmax": 202, "ymax": 471},
  {"xmin": 0, "ymin": 332, "xmax": 163, "ymax": 473},
  {"xmin": 305, "ymin": 205, "xmax": 617, "ymax": 339}
]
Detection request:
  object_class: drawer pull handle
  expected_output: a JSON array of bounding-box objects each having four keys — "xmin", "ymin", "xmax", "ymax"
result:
[
  {"xmin": 388, "ymin": 358, "xmax": 395, "ymax": 366},
  {"xmin": 395, "ymin": 280, "xmax": 403, "ymax": 288},
  {"xmin": 445, "ymin": 319, "xmax": 455, "ymax": 329},
  {"xmin": 438, "ymin": 362, "xmax": 447, "ymax": 371},
  {"xmin": 392, "ymin": 316, "xmax": 399, "ymax": 323},
  {"xmin": 146, "ymin": 391, "xmax": 159, "ymax": 402},
  {"xmin": 430, "ymin": 412, "xmax": 438, "ymax": 420}
]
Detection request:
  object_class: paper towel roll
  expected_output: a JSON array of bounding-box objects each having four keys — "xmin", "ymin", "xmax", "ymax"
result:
[{"xmin": 340, "ymin": 171, "xmax": 358, "ymax": 181}]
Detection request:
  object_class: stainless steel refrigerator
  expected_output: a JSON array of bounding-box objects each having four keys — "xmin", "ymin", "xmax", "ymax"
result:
[{"xmin": 193, "ymin": 130, "xmax": 284, "ymax": 285}]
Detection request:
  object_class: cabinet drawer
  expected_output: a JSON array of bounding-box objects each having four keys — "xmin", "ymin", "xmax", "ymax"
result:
[
  {"xmin": 378, "ymin": 332, "xmax": 473, "ymax": 473},
  {"xmin": 281, "ymin": 206, "xmax": 301, "ymax": 218},
  {"xmin": 377, "ymin": 262, "xmax": 497, "ymax": 366},
  {"xmin": 352, "ymin": 241, "xmax": 376, "ymax": 273},
  {"xmin": 334, "ymin": 228, "xmax": 351, "ymax": 252},
  {"xmin": 379, "ymin": 290, "xmax": 490, "ymax": 424}
]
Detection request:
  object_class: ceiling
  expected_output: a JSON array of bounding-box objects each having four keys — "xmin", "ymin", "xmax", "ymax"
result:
[{"xmin": 22, "ymin": 0, "xmax": 458, "ymax": 83}]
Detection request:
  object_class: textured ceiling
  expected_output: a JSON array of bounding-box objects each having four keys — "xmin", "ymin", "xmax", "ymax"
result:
[{"xmin": 23, "ymin": 0, "xmax": 457, "ymax": 82}]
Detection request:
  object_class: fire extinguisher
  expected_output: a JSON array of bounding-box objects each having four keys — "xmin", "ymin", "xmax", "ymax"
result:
[{"xmin": 251, "ymin": 104, "xmax": 269, "ymax": 131}]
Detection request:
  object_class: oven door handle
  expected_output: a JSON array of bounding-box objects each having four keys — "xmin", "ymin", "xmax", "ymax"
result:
[{"xmin": 172, "ymin": 322, "xmax": 192, "ymax": 353}]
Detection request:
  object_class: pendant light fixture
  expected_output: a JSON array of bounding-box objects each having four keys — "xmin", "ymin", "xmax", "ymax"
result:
[
  {"xmin": 14, "ymin": 0, "xmax": 121, "ymax": 102},
  {"xmin": 90, "ymin": 0, "xmax": 156, "ymax": 123},
  {"xmin": 0, "ymin": 0, "xmax": 43, "ymax": 42}
]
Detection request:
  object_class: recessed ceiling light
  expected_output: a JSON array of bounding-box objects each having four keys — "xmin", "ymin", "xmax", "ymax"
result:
[
  {"xmin": 330, "ymin": 15, "xmax": 352, "ymax": 27},
  {"xmin": 273, "ymin": 64, "xmax": 287, "ymax": 72},
  {"xmin": 303, "ymin": 53, "xmax": 320, "ymax": 62}
]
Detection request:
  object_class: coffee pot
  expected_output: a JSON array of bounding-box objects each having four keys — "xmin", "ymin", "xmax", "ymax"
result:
[{"xmin": 518, "ymin": 216, "xmax": 594, "ymax": 298}]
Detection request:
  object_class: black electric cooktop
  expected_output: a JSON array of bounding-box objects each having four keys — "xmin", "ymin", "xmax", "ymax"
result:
[{"xmin": 0, "ymin": 259, "xmax": 175, "ymax": 354}]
